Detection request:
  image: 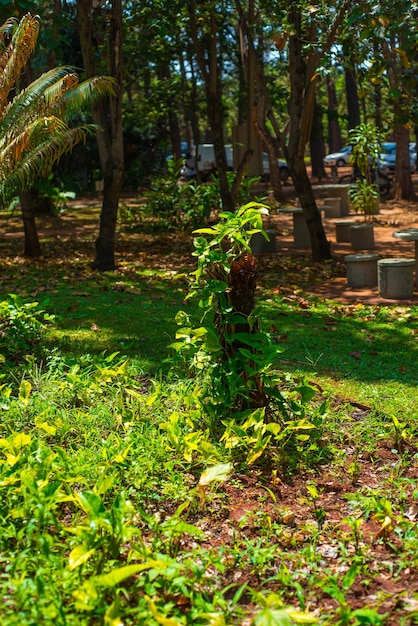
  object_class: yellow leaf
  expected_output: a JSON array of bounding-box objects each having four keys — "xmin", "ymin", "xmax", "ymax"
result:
[
  {"xmin": 145, "ymin": 596, "xmax": 184, "ymax": 626},
  {"xmin": 198, "ymin": 462, "xmax": 231, "ymax": 486},
  {"xmin": 35, "ymin": 420, "xmax": 57, "ymax": 435},
  {"xmin": 69, "ymin": 545, "xmax": 96, "ymax": 570}
]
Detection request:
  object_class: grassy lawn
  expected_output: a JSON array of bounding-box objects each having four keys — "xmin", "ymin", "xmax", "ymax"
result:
[{"xmin": 0, "ymin": 204, "xmax": 417, "ymax": 625}]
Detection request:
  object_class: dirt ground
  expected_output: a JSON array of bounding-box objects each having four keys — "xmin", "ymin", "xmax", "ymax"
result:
[{"xmin": 2, "ymin": 181, "xmax": 418, "ymax": 307}]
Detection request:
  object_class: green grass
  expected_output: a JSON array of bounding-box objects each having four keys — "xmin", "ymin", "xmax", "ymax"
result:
[
  {"xmin": 0, "ymin": 210, "xmax": 418, "ymax": 625},
  {"xmin": 259, "ymin": 291, "xmax": 418, "ymax": 418}
]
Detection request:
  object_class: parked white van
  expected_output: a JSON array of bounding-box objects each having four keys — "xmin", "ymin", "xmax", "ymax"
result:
[
  {"xmin": 196, "ymin": 144, "xmax": 233, "ymax": 175},
  {"xmin": 194, "ymin": 143, "xmax": 289, "ymax": 181}
]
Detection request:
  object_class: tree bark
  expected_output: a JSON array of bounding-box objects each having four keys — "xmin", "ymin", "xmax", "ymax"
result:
[
  {"xmin": 380, "ymin": 38, "xmax": 416, "ymax": 201},
  {"xmin": 310, "ymin": 95, "xmax": 327, "ymax": 180},
  {"xmin": 394, "ymin": 121, "xmax": 416, "ymax": 200},
  {"xmin": 189, "ymin": 2, "xmax": 234, "ymax": 212},
  {"xmin": 235, "ymin": 0, "xmax": 285, "ymax": 201},
  {"xmin": 285, "ymin": 2, "xmax": 331, "ymax": 261},
  {"xmin": 343, "ymin": 50, "xmax": 361, "ymax": 130},
  {"xmin": 20, "ymin": 191, "xmax": 42, "ymax": 258},
  {"xmin": 76, "ymin": 0, "xmax": 124, "ymax": 271},
  {"xmin": 326, "ymin": 74, "xmax": 343, "ymax": 153}
]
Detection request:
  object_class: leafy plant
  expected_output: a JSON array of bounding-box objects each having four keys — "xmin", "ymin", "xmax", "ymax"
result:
[
  {"xmin": 32, "ymin": 174, "xmax": 76, "ymax": 215},
  {"xmin": 348, "ymin": 123, "xmax": 385, "ymax": 221},
  {"xmin": 349, "ymin": 179, "xmax": 379, "ymax": 221},
  {"xmin": 171, "ymin": 202, "xmax": 277, "ymax": 413},
  {"xmin": 144, "ymin": 158, "xmax": 217, "ymax": 229},
  {"xmin": 171, "ymin": 203, "xmax": 324, "ymax": 466},
  {"xmin": 0, "ymin": 295, "xmax": 54, "ymax": 368}
]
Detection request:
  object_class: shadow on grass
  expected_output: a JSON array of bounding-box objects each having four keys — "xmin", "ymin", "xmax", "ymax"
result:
[
  {"xmin": 39, "ymin": 274, "xmax": 418, "ymax": 387},
  {"xmin": 40, "ymin": 273, "xmax": 191, "ymax": 374},
  {"xmin": 0, "ymin": 225, "xmax": 416, "ymax": 384},
  {"xmin": 262, "ymin": 295, "xmax": 418, "ymax": 386}
]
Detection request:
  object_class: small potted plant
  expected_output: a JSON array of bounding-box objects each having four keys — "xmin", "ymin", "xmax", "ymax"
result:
[
  {"xmin": 348, "ymin": 123, "xmax": 384, "ymax": 249},
  {"xmin": 93, "ymin": 169, "xmax": 104, "ymax": 193}
]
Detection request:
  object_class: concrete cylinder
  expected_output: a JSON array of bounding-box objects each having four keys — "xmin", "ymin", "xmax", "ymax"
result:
[
  {"xmin": 323, "ymin": 197, "xmax": 341, "ymax": 218},
  {"xmin": 350, "ymin": 223, "xmax": 375, "ymax": 250},
  {"xmin": 293, "ymin": 211, "xmax": 311, "ymax": 248},
  {"xmin": 345, "ymin": 253, "xmax": 379, "ymax": 287},
  {"xmin": 378, "ymin": 258, "xmax": 415, "ymax": 299},
  {"xmin": 335, "ymin": 220, "xmax": 356, "ymax": 243},
  {"xmin": 250, "ymin": 229, "xmax": 277, "ymax": 254}
]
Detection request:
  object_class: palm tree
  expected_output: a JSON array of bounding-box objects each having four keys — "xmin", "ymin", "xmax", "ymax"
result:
[{"xmin": 0, "ymin": 13, "xmax": 115, "ymax": 256}]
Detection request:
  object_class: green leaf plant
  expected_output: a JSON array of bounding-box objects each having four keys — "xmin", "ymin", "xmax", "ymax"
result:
[
  {"xmin": 170, "ymin": 202, "xmax": 325, "ymax": 468},
  {"xmin": 348, "ymin": 123, "xmax": 385, "ymax": 222}
]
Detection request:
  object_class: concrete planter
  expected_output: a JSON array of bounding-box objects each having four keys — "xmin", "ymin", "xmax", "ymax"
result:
[
  {"xmin": 345, "ymin": 253, "xmax": 379, "ymax": 287},
  {"xmin": 350, "ymin": 223, "xmax": 375, "ymax": 250},
  {"xmin": 322, "ymin": 197, "xmax": 341, "ymax": 218},
  {"xmin": 378, "ymin": 258, "xmax": 415, "ymax": 299},
  {"xmin": 250, "ymin": 228, "xmax": 277, "ymax": 254},
  {"xmin": 335, "ymin": 219, "xmax": 356, "ymax": 243}
]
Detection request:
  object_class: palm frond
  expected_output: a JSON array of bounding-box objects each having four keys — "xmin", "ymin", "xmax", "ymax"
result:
[
  {"xmin": 0, "ymin": 123, "xmax": 98, "ymax": 207},
  {"xmin": 57, "ymin": 76, "xmax": 118, "ymax": 120},
  {"xmin": 0, "ymin": 66, "xmax": 77, "ymax": 126},
  {"xmin": 0, "ymin": 14, "xmax": 40, "ymax": 111},
  {"xmin": 0, "ymin": 116, "xmax": 72, "ymax": 176},
  {"xmin": 0, "ymin": 13, "xmax": 115, "ymax": 202}
]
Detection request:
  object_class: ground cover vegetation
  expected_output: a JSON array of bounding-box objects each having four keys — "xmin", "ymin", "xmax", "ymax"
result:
[{"xmin": 0, "ymin": 199, "xmax": 418, "ymax": 625}]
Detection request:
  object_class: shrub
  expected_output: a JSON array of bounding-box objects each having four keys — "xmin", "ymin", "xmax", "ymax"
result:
[{"xmin": 0, "ymin": 295, "xmax": 54, "ymax": 367}]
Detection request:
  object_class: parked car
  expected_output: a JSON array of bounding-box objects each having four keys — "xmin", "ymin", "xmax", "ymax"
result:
[
  {"xmin": 195, "ymin": 143, "xmax": 234, "ymax": 175},
  {"xmin": 377, "ymin": 142, "xmax": 416, "ymax": 174},
  {"xmin": 194, "ymin": 144, "xmax": 289, "ymax": 182},
  {"xmin": 323, "ymin": 145, "xmax": 352, "ymax": 168},
  {"xmin": 166, "ymin": 142, "xmax": 193, "ymax": 169}
]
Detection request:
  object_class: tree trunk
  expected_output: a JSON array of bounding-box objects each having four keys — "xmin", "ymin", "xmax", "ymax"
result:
[
  {"xmin": 394, "ymin": 123, "xmax": 416, "ymax": 201},
  {"xmin": 235, "ymin": 0, "xmax": 285, "ymax": 201},
  {"xmin": 76, "ymin": 0, "xmax": 124, "ymax": 271},
  {"xmin": 189, "ymin": 2, "xmax": 234, "ymax": 212},
  {"xmin": 343, "ymin": 46, "xmax": 361, "ymax": 130},
  {"xmin": 310, "ymin": 95, "xmax": 327, "ymax": 180},
  {"xmin": 380, "ymin": 36, "xmax": 416, "ymax": 202},
  {"xmin": 286, "ymin": 2, "xmax": 331, "ymax": 261},
  {"xmin": 20, "ymin": 191, "xmax": 42, "ymax": 258},
  {"xmin": 293, "ymin": 161, "xmax": 331, "ymax": 261},
  {"xmin": 160, "ymin": 63, "xmax": 182, "ymax": 160},
  {"xmin": 326, "ymin": 74, "xmax": 343, "ymax": 152}
]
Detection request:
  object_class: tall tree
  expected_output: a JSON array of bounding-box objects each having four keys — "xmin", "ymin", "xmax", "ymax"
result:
[
  {"xmin": 309, "ymin": 95, "xmax": 327, "ymax": 180},
  {"xmin": 235, "ymin": 0, "xmax": 286, "ymax": 201},
  {"xmin": 343, "ymin": 44, "xmax": 361, "ymax": 131},
  {"xmin": 188, "ymin": 0, "xmax": 235, "ymax": 211},
  {"xmin": 283, "ymin": 0, "xmax": 350, "ymax": 261},
  {"xmin": 378, "ymin": 21, "xmax": 417, "ymax": 200},
  {"xmin": 76, "ymin": 0, "xmax": 124, "ymax": 271},
  {"xmin": 326, "ymin": 74, "xmax": 343, "ymax": 153}
]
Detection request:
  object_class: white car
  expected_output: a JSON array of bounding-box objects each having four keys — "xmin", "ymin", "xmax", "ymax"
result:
[
  {"xmin": 323, "ymin": 146, "xmax": 352, "ymax": 168},
  {"xmin": 377, "ymin": 142, "xmax": 416, "ymax": 174}
]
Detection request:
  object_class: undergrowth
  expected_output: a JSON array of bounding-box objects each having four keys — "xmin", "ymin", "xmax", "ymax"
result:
[{"xmin": 0, "ymin": 202, "xmax": 417, "ymax": 624}]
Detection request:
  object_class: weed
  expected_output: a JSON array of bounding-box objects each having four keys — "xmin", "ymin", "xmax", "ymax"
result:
[{"xmin": 171, "ymin": 203, "xmax": 326, "ymax": 470}]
